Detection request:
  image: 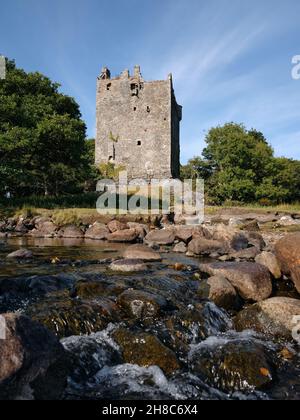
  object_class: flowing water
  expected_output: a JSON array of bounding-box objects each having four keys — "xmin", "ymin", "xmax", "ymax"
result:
[{"xmin": 0, "ymin": 238, "xmax": 299, "ymax": 400}]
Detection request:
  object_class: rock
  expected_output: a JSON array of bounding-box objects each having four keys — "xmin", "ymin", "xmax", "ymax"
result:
[
  {"xmin": 107, "ymin": 228, "xmax": 138, "ymax": 243},
  {"xmin": 85, "ymin": 222, "xmax": 109, "ymax": 240},
  {"xmin": 188, "ymin": 238, "xmax": 226, "ymax": 256},
  {"xmin": 228, "ymin": 217, "xmax": 245, "ymax": 228},
  {"xmin": 229, "ymin": 246, "xmax": 260, "ymax": 261},
  {"xmin": 28, "ymin": 292, "xmax": 119, "ymax": 339},
  {"xmin": 255, "ymin": 252, "xmax": 282, "ymax": 279},
  {"xmin": 235, "ymin": 297, "xmax": 300, "ymax": 340},
  {"xmin": 245, "ymin": 232, "xmax": 266, "ymax": 250},
  {"xmin": 31, "ymin": 219, "xmax": 58, "ymax": 238},
  {"xmin": 110, "ymin": 259, "xmax": 147, "ymax": 272},
  {"xmin": 241, "ymin": 220, "xmax": 260, "ymax": 232},
  {"xmin": 57, "ymin": 225, "xmax": 84, "ymax": 238},
  {"xmin": 210, "ymin": 224, "xmax": 249, "ymax": 251},
  {"xmin": 123, "ymin": 244, "xmax": 162, "ymax": 261},
  {"xmin": 278, "ymin": 216, "xmax": 299, "ymax": 226},
  {"xmin": 6, "ymin": 249, "xmax": 33, "ymax": 259},
  {"xmin": 190, "ymin": 337, "xmax": 274, "ymax": 393},
  {"xmin": 144, "ymin": 229, "xmax": 175, "ymax": 246},
  {"xmin": 107, "ymin": 220, "xmax": 128, "ymax": 233},
  {"xmin": 117, "ymin": 290, "xmax": 168, "ymax": 319},
  {"xmin": 112, "ymin": 328, "xmax": 180, "ymax": 375},
  {"xmin": 127, "ymin": 222, "xmax": 148, "ymax": 240},
  {"xmin": 197, "ymin": 275, "xmax": 238, "ymax": 310},
  {"xmin": 275, "ymin": 233, "xmax": 300, "ymax": 293},
  {"xmin": 199, "ymin": 262, "xmax": 272, "ymax": 302},
  {"xmin": 0, "ymin": 313, "xmax": 67, "ymax": 400},
  {"xmin": 175, "ymin": 227, "xmax": 194, "ymax": 243},
  {"xmin": 173, "ymin": 242, "xmax": 187, "ymax": 253}
]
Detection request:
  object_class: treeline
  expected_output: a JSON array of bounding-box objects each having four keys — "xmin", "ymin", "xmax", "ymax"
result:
[
  {"xmin": 181, "ymin": 123, "xmax": 300, "ymax": 205},
  {"xmin": 0, "ymin": 58, "xmax": 98, "ymax": 198}
]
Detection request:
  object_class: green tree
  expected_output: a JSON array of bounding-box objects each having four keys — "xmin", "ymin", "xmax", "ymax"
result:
[{"xmin": 0, "ymin": 58, "xmax": 91, "ymax": 196}]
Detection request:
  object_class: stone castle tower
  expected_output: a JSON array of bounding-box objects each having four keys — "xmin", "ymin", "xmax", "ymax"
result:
[{"xmin": 95, "ymin": 66, "xmax": 182, "ymax": 179}]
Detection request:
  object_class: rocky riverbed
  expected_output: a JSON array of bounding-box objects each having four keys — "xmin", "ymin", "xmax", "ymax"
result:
[{"xmin": 0, "ymin": 211, "xmax": 300, "ymax": 400}]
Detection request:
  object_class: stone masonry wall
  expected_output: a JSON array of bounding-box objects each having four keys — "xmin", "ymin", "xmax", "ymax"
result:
[{"xmin": 95, "ymin": 66, "xmax": 182, "ymax": 180}]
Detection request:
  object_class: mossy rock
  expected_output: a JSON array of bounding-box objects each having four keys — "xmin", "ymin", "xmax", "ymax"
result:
[
  {"xmin": 113, "ymin": 328, "xmax": 180, "ymax": 376},
  {"xmin": 190, "ymin": 340, "xmax": 275, "ymax": 393},
  {"xmin": 27, "ymin": 291, "xmax": 120, "ymax": 338}
]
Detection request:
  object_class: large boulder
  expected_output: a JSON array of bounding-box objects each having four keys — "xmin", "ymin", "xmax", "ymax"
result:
[
  {"xmin": 144, "ymin": 229, "xmax": 175, "ymax": 246},
  {"xmin": 107, "ymin": 228, "xmax": 138, "ymax": 243},
  {"xmin": 199, "ymin": 262, "xmax": 272, "ymax": 302},
  {"xmin": 123, "ymin": 244, "xmax": 162, "ymax": 261},
  {"xmin": 275, "ymin": 233, "xmax": 300, "ymax": 293},
  {"xmin": 255, "ymin": 252, "xmax": 282, "ymax": 279},
  {"xmin": 174, "ymin": 227, "xmax": 194, "ymax": 243},
  {"xmin": 197, "ymin": 275, "xmax": 238, "ymax": 310},
  {"xmin": 117, "ymin": 290, "xmax": 168, "ymax": 319},
  {"xmin": 112, "ymin": 328, "xmax": 180, "ymax": 376},
  {"xmin": 107, "ymin": 220, "xmax": 128, "ymax": 233},
  {"xmin": 0, "ymin": 313, "xmax": 67, "ymax": 400},
  {"xmin": 190, "ymin": 337, "xmax": 275, "ymax": 393},
  {"xmin": 235, "ymin": 297, "xmax": 300, "ymax": 341},
  {"xmin": 209, "ymin": 224, "xmax": 249, "ymax": 251},
  {"xmin": 30, "ymin": 219, "xmax": 58, "ymax": 238},
  {"xmin": 57, "ymin": 225, "xmax": 84, "ymax": 239},
  {"xmin": 188, "ymin": 238, "xmax": 227, "ymax": 256},
  {"xmin": 85, "ymin": 222, "xmax": 109, "ymax": 240}
]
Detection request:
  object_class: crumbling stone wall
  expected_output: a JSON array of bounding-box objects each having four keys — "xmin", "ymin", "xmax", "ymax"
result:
[{"xmin": 95, "ymin": 66, "xmax": 182, "ymax": 180}]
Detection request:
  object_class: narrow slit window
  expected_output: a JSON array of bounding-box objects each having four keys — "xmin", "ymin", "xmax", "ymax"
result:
[
  {"xmin": 137, "ymin": 141, "xmax": 141, "ymax": 146},
  {"xmin": 106, "ymin": 83, "xmax": 111, "ymax": 91},
  {"xmin": 147, "ymin": 106, "xmax": 150, "ymax": 113}
]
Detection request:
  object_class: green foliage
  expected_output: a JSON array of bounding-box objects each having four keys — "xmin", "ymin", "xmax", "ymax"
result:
[
  {"xmin": 98, "ymin": 162, "xmax": 126, "ymax": 180},
  {"xmin": 0, "ymin": 58, "xmax": 97, "ymax": 197},
  {"xmin": 181, "ymin": 123, "xmax": 300, "ymax": 204}
]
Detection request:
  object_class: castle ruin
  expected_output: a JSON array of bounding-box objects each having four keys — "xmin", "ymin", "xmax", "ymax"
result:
[{"xmin": 95, "ymin": 66, "xmax": 182, "ymax": 180}]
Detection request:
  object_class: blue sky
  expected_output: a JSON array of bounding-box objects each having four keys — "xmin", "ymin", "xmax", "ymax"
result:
[{"xmin": 1, "ymin": 0, "xmax": 300, "ymax": 163}]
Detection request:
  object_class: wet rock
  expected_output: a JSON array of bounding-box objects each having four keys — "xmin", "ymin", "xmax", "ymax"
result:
[
  {"xmin": 107, "ymin": 220, "xmax": 128, "ymax": 233},
  {"xmin": 173, "ymin": 242, "xmax": 187, "ymax": 253},
  {"xmin": 57, "ymin": 225, "xmax": 84, "ymax": 238},
  {"xmin": 117, "ymin": 289, "xmax": 168, "ymax": 319},
  {"xmin": 255, "ymin": 252, "xmax": 282, "ymax": 279},
  {"xmin": 123, "ymin": 244, "xmax": 162, "ymax": 261},
  {"xmin": 6, "ymin": 248, "xmax": 33, "ymax": 259},
  {"xmin": 188, "ymin": 238, "xmax": 226, "ymax": 256},
  {"xmin": 110, "ymin": 259, "xmax": 147, "ymax": 272},
  {"xmin": 235, "ymin": 297, "xmax": 300, "ymax": 340},
  {"xmin": 112, "ymin": 328, "xmax": 180, "ymax": 375},
  {"xmin": 199, "ymin": 262, "xmax": 272, "ymax": 302},
  {"xmin": 190, "ymin": 335, "xmax": 275, "ymax": 393},
  {"xmin": 72, "ymin": 278, "xmax": 127, "ymax": 299},
  {"xmin": 0, "ymin": 313, "xmax": 67, "ymax": 400},
  {"xmin": 156, "ymin": 303, "xmax": 232, "ymax": 357},
  {"xmin": 108, "ymin": 228, "xmax": 138, "ymax": 243},
  {"xmin": 28, "ymin": 292, "xmax": 119, "ymax": 339},
  {"xmin": 197, "ymin": 275, "xmax": 238, "ymax": 310},
  {"xmin": 229, "ymin": 246, "xmax": 260, "ymax": 261},
  {"xmin": 85, "ymin": 222, "xmax": 109, "ymax": 240},
  {"xmin": 144, "ymin": 229, "xmax": 175, "ymax": 246},
  {"xmin": 62, "ymin": 329, "xmax": 122, "ymax": 388},
  {"xmin": 275, "ymin": 233, "xmax": 300, "ymax": 293}
]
